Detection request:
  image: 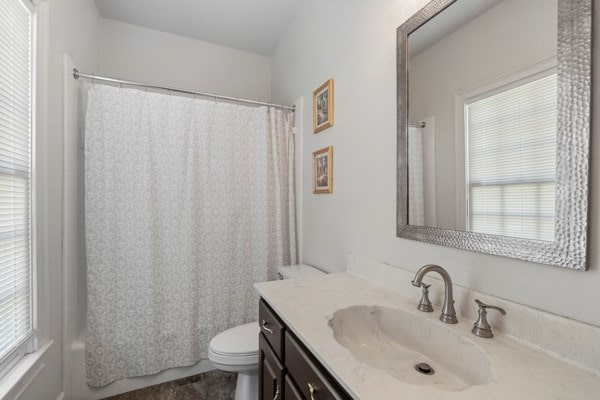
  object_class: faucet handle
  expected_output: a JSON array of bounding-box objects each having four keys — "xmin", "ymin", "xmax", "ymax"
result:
[
  {"xmin": 475, "ymin": 299, "xmax": 506, "ymax": 314},
  {"xmin": 417, "ymin": 284, "xmax": 433, "ymax": 312},
  {"xmin": 472, "ymin": 299, "xmax": 506, "ymax": 338}
]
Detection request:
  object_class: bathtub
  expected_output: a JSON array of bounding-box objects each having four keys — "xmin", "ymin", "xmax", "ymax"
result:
[{"xmin": 69, "ymin": 333, "xmax": 214, "ymax": 399}]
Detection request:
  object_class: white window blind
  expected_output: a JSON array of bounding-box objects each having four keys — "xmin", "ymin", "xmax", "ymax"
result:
[
  {"xmin": 0, "ymin": 0, "xmax": 35, "ymax": 376},
  {"xmin": 466, "ymin": 72, "xmax": 557, "ymax": 241}
]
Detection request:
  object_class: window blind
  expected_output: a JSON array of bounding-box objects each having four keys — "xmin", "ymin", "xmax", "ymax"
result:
[
  {"xmin": 0, "ymin": 0, "xmax": 34, "ymax": 375},
  {"xmin": 466, "ymin": 72, "xmax": 557, "ymax": 241}
]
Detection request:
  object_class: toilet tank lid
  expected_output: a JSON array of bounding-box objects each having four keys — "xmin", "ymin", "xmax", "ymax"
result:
[
  {"xmin": 277, "ymin": 264, "xmax": 325, "ymax": 279},
  {"xmin": 209, "ymin": 322, "xmax": 259, "ymax": 356}
]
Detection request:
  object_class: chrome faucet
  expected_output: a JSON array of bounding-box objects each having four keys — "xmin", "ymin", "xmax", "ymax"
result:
[
  {"xmin": 472, "ymin": 299, "xmax": 506, "ymax": 338},
  {"xmin": 411, "ymin": 264, "xmax": 458, "ymax": 324}
]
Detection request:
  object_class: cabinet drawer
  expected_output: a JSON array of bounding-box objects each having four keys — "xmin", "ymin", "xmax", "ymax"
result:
[
  {"xmin": 285, "ymin": 331, "xmax": 351, "ymax": 400},
  {"xmin": 259, "ymin": 300, "xmax": 286, "ymax": 358}
]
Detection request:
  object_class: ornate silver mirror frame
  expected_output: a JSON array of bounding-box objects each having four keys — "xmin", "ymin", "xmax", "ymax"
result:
[{"xmin": 397, "ymin": 0, "xmax": 592, "ymax": 270}]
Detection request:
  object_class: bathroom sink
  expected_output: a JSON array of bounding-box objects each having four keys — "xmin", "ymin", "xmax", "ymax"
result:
[{"xmin": 330, "ymin": 305, "xmax": 493, "ymax": 392}]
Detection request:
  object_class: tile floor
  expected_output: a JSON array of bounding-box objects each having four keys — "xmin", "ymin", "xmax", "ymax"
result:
[{"xmin": 102, "ymin": 370, "xmax": 237, "ymax": 400}]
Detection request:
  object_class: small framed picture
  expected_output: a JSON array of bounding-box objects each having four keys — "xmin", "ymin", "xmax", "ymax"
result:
[
  {"xmin": 313, "ymin": 146, "xmax": 333, "ymax": 194},
  {"xmin": 313, "ymin": 79, "xmax": 334, "ymax": 133}
]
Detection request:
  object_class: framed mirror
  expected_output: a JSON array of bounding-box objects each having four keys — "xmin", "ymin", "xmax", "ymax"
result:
[{"xmin": 397, "ymin": 0, "xmax": 592, "ymax": 270}]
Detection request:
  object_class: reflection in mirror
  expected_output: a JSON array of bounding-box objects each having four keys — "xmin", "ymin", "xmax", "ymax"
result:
[
  {"xmin": 407, "ymin": 0, "xmax": 558, "ymax": 241},
  {"xmin": 397, "ymin": 0, "xmax": 592, "ymax": 269}
]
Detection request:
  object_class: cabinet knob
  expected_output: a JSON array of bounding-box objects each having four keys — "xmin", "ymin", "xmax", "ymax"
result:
[
  {"xmin": 308, "ymin": 382, "xmax": 318, "ymax": 400},
  {"xmin": 262, "ymin": 319, "xmax": 274, "ymax": 335}
]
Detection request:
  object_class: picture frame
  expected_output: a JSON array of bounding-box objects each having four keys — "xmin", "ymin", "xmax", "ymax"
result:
[
  {"xmin": 313, "ymin": 146, "xmax": 333, "ymax": 194},
  {"xmin": 313, "ymin": 79, "xmax": 334, "ymax": 133}
]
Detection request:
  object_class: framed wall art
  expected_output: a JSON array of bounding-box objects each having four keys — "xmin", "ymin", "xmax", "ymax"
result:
[
  {"xmin": 313, "ymin": 146, "xmax": 333, "ymax": 194},
  {"xmin": 313, "ymin": 79, "xmax": 334, "ymax": 133}
]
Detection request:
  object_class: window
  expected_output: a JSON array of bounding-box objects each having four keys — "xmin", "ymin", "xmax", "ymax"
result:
[
  {"xmin": 465, "ymin": 71, "xmax": 557, "ymax": 241},
  {"xmin": 0, "ymin": 0, "xmax": 35, "ymax": 378}
]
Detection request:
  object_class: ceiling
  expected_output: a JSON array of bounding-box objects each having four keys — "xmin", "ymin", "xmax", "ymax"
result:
[{"xmin": 95, "ymin": 0, "xmax": 306, "ymax": 55}]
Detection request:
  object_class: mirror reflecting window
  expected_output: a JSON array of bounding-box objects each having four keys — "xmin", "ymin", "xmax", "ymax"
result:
[
  {"xmin": 397, "ymin": 0, "xmax": 592, "ymax": 270},
  {"xmin": 464, "ymin": 72, "xmax": 557, "ymax": 241},
  {"xmin": 407, "ymin": 0, "xmax": 558, "ymax": 239}
]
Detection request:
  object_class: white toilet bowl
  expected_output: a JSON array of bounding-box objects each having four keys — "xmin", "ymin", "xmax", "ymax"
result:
[
  {"xmin": 208, "ymin": 322, "xmax": 260, "ymax": 400},
  {"xmin": 208, "ymin": 265, "xmax": 325, "ymax": 400}
]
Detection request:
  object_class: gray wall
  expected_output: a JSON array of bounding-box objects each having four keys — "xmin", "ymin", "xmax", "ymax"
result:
[
  {"xmin": 98, "ymin": 19, "xmax": 272, "ymax": 102},
  {"xmin": 271, "ymin": 0, "xmax": 600, "ymax": 327}
]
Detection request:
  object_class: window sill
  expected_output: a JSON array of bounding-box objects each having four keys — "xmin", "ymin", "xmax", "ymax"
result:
[{"xmin": 0, "ymin": 340, "xmax": 54, "ymax": 400}]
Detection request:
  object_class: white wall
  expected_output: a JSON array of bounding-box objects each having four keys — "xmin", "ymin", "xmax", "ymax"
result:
[
  {"xmin": 98, "ymin": 19, "xmax": 272, "ymax": 102},
  {"xmin": 409, "ymin": 0, "xmax": 557, "ymax": 229},
  {"xmin": 14, "ymin": 1, "xmax": 101, "ymax": 399},
  {"xmin": 62, "ymin": 54, "xmax": 90, "ymax": 400},
  {"xmin": 271, "ymin": 0, "xmax": 600, "ymax": 327}
]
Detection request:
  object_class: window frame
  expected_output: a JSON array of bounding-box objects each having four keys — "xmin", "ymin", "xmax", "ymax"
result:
[
  {"xmin": 0, "ymin": 0, "xmax": 50, "ymax": 391},
  {"xmin": 0, "ymin": 0, "xmax": 36, "ymax": 380},
  {"xmin": 453, "ymin": 57, "xmax": 557, "ymax": 231},
  {"xmin": 463, "ymin": 69, "xmax": 557, "ymax": 241}
]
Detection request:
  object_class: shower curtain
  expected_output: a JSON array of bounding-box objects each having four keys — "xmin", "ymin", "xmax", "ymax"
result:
[
  {"xmin": 84, "ymin": 85, "xmax": 296, "ymax": 386},
  {"xmin": 408, "ymin": 126, "xmax": 425, "ymax": 225}
]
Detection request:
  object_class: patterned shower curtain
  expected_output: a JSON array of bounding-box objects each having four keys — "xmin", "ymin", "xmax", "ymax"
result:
[
  {"xmin": 84, "ymin": 85, "xmax": 296, "ymax": 386},
  {"xmin": 408, "ymin": 126, "xmax": 425, "ymax": 225}
]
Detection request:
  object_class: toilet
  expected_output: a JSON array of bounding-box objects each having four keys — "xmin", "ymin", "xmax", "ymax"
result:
[{"xmin": 208, "ymin": 264, "xmax": 325, "ymax": 400}]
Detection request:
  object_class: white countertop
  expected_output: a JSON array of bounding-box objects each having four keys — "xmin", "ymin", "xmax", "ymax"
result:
[{"xmin": 254, "ymin": 272, "xmax": 600, "ymax": 400}]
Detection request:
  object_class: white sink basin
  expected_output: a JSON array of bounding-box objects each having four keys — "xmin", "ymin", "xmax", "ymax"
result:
[{"xmin": 331, "ymin": 305, "xmax": 493, "ymax": 392}]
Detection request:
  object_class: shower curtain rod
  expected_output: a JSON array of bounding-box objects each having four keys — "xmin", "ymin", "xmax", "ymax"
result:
[
  {"xmin": 72, "ymin": 69, "xmax": 296, "ymax": 111},
  {"xmin": 409, "ymin": 121, "xmax": 426, "ymax": 128}
]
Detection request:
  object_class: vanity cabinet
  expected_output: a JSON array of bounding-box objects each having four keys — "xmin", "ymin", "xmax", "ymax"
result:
[
  {"xmin": 258, "ymin": 299, "xmax": 352, "ymax": 400},
  {"xmin": 259, "ymin": 333, "xmax": 284, "ymax": 400}
]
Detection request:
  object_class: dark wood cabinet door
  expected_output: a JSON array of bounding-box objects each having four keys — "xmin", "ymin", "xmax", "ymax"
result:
[
  {"xmin": 285, "ymin": 331, "xmax": 352, "ymax": 400},
  {"xmin": 259, "ymin": 332, "xmax": 285, "ymax": 400},
  {"xmin": 284, "ymin": 375, "xmax": 305, "ymax": 400}
]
